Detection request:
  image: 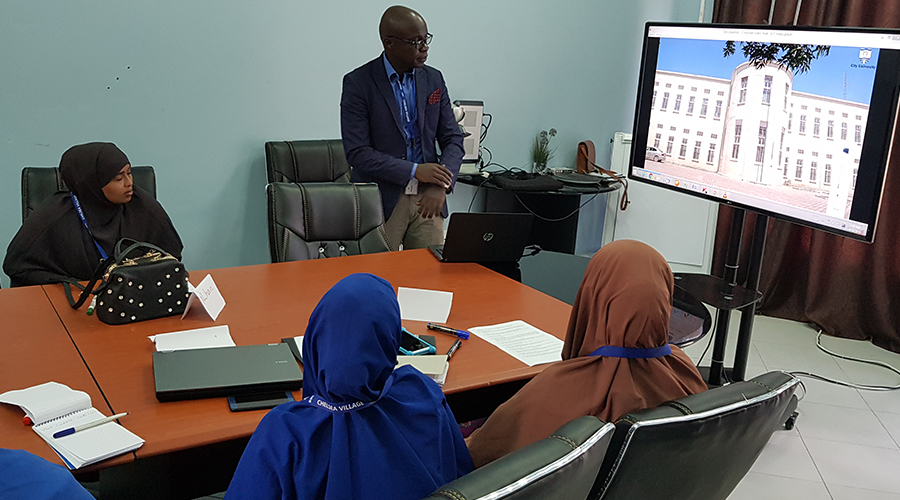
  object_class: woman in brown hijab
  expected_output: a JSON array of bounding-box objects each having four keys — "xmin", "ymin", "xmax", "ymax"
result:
[
  {"xmin": 465, "ymin": 239, "xmax": 708, "ymax": 467},
  {"xmin": 3, "ymin": 142, "xmax": 182, "ymax": 287}
]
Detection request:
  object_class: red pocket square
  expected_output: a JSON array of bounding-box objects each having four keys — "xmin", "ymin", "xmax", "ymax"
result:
[{"xmin": 428, "ymin": 88, "xmax": 441, "ymax": 105}]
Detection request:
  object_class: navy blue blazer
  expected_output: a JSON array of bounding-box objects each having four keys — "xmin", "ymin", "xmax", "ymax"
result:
[{"xmin": 341, "ymin": 56, "xmax": 464, "ymax": 219}]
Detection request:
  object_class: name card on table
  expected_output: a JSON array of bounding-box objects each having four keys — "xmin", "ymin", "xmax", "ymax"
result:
[{"xmin": 181, "ymin": 274, "xmax": 226, "ymax": 321}]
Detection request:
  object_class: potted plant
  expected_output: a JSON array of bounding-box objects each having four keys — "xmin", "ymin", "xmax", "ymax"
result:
[{"xmin": 531, "ymin": 128, "xmax": 557, "ymax": 174}]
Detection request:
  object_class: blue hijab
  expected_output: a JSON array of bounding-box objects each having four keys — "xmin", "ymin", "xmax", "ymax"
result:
[{"xmin": 226, "ymin": 273, "xmax": 472, "ymax": 500}]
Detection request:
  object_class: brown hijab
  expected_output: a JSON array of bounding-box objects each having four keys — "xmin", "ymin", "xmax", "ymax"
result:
[{"xmin": 466, "ymin": 239, "xmax": 708, "ymax": 467}]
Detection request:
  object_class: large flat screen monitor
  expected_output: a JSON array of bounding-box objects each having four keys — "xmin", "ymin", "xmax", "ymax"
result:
[{"xmin": 630, "ymin": 23, "xmax": 900, "ymax": 242}]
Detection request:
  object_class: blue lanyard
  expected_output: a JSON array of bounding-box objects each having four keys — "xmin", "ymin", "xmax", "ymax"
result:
[
  {"xmin": 589, "ymin": 344, "xmax": 672, "ymax": 359},
  {"xmin": 301, "ymin": 376, "xmax": 395, "ymax": 413},
  {"xmin": 395, "ymin": 75, "xmax": 418, "ymax": 150},
  {"xmin": 70, "ymin": 193, "xmax": 109, "ymax": 261}
]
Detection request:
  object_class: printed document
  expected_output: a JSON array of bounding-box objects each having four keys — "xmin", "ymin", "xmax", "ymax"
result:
[{"xmin": 469, "ymin": 320, "xmax": 563, "ymax": 366}]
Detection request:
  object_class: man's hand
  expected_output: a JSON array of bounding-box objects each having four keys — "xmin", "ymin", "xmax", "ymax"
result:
[
  {"xmin": 414, "ymin": 163, "xmax": 453, "ymax": 189},
  {"xmin": 417, "ymin": 184, "xmax": 446, "ymax": 219}
]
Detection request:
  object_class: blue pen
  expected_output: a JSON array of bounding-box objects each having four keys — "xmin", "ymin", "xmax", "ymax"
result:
[
  {"xmin": 427, "ymin": 323, "xmax": 470, "ymax": 340},
  {"xmin": 52, "ymin": 412, "xmax": 128, "ymax": 438}
]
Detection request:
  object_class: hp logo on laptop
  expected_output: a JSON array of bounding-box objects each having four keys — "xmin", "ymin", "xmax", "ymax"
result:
[{"xmin": 482, "ymin": 232, "xmax": 494, "ymax": 242}]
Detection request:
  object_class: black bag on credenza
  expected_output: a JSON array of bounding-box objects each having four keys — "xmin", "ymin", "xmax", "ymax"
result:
[
  {"xmin": 65, "ymin": 239, "xmax": 190, "ymax": 325},
  {"xmin": 490, "ymin": 171, "xmax": 564, "ymax": 192}
]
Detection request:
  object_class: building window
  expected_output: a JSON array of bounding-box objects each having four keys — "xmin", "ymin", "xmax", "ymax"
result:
[
  {"xmin": 801, "ymin": 105, "xmax": 808, "ymax": 110},
  {"xmin": 826, "ymin": 154, "xmax": 832, "ymax": 159},
  {"xmin": 652, "ymin": 90, "xmax": 656, "ymax": 108},
  {"xmin": 679, "ymin": 138, "xmax": 688, "ymax": 158},
  {"xmin": 718, "ymin": 90, "xmax": 725, "ymax": 96},
  {"xmin": 829, "ymin": 110, "xmax": 835, "ymax": 115},
  {"xmin": 853, "ymin": 167, "xmax": 858, "ymax": 189},
  {"xmin": 693, "ymin": 141, "xmax": 702, "ymax": 161},
  {"xmin": 711, "ymin": 133, "xmax": 718, "ymax": 139},
  {"xmin": 799, "ymin": 115, "xmax": 807, "ymax": 134},
  {"xmin": 670, "ymin": 126, "xmax": 677, "ymax": 131},
  {"xmin": 824, "ymin": 164, "xmax": 832, "ymax": 185},
  {"xmin": 704, "ymin": 88, "xmax": 711, "ymax": 94},
  {"xmin": 687, "ymin": 96, "xmax": 695, "ymax": 114},
  {"xmin": 784, "ymin": 157, "xmax": 789, "ymax": 176},
  {"xmin": 683, "ymin": 129, "xmax": 690, "ymax": 134},
  {"xmin": 827, "ymin": 120, "xmax": 834, "ymax": 139},
  {"xmin": 661, "ymin": 92, "xmax": 669, "ymax": 110},
  {"xmin": 762, "ymin": 76, "xmax": 772, "ymax": 104},
  {"xmin": 795, "ymin": 159, "xmax": 803, "ymax": 180},
  {"xmin": 655, "ymin": 81, "xmax": 660, "ymax": 86},
  {"xmin": 708, "ymin": 143, "xmax": 716, "ymax": 163},
  {"xmin": 654, "ymin": 133, "xmax": 662, "ymax": 148},
  {"xmin": 665, "ymin": 83, "xmax": 672, "ymax": 88},
  {"xmin": 677, "ymin": 85, "xmax": 684, "ymax": 90},
  {"xmin": 788, "ymin": 113, "xmax": 792, "ymax": 131},
  {"xmin": 674, "ymin": 94, "xmax": 682, "ymax": 112},
  {"xmin": 813, "ymin": 117, "xmax": 821, "ymax": 136},
  {"xmin": 732, "ymin": 120, "xmax": 742, "ymax": 159},
  {"xmin": 755, "ymin": 122, "xmax": 768, "ymax": 163},
  {"xmin": 700, "ymin": 98, "xmax": 708, "ymax": 117},
  {"xmin": 779, "ymin": 127, "xmax": 785, "ymax": 165},
  {"xmin": 657, "ymin": 123, "xmax": 663, "ymax": 129},
  {"xmin": 784, "ymin": 83, "xmax": 789, "ymax": 108},
  {"xmin": 691, "ymin": 87, "xmax": 697, "ymax": 92},
  {"xmin": 856, "ymin": 115, "xmax": 862, "ymax": 120},
  {"xmin": 842, "ymin": 112, "xmax": 848, "ymax": 118},
  {"xmin": 815, "ymin": 107, "xmax": 821, "ymax": 113},
  {"xmin": 739, "ymin": 77, "xmax": 748, "ymax": 103},
  {"xmin": 810, "ymin": 161, "xmax": 817, "ymax": 182},
  {"xmin": 697, "ymin": 131, "xmax": 704, "ymax": 136},
  {"xmin": 841, "ymin": 122, "xmax": 848, "ymax": 140},
  {"xmin": 666, "ymin": 136, "xmax": 675, "ymax": 154},
  {"xmin": 855, "ymin": 125, "xmax": 862, "ymax": 143},
  {"xmin": 715, "ymin": 100, "xmax": 722, "ymax": 118},
  {"xmin": 812, "ymin": 151, "xmax": 818, "ymax": 157},
  {"xmin": 798, "ymin": 149, "xmax": 804, "ymax": 155}
]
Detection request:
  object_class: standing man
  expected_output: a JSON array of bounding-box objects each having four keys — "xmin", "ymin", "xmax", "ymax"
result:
[{"xmin": 341, "ymin": 5, "xmax": 464, "ymax": 251}]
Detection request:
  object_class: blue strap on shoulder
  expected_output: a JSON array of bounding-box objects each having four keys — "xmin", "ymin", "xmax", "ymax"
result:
[
  {"xmin": 70, "ymin": 193, "xmax": 109, "ymax": 261},
  {"xmin": 589, "ymin": 344, "xmax": 673, "ymax": 359}
]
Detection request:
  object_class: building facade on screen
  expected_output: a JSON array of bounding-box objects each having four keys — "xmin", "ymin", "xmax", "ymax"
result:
[{"xmin": 648, "ymin": 63, "xmax": 868, "ymax": 194}]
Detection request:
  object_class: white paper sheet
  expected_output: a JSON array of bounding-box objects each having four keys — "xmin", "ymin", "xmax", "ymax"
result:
[
  {"xmin": 469, "ymin": 320, "xmax": 564, "ymax": 367},
  {"xmin": 397, "ymin": 287, "xmax": 453, "ymax": 323},
  {"xmin": 149, "ymin": 325, "xmax": 235, "ymax": 352}
]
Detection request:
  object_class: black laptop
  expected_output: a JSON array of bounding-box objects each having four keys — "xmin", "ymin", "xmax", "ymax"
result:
[
  {"xmin": 430, "ymin": 212, "xmax": 533, "ymax": 263},
  {"xmin": 153, "ymin": 343, "xmax": 303, "ymax": 402}
]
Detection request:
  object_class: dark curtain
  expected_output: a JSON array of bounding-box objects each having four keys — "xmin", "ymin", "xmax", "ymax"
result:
[{"xmin": 710, "ymin": 0, "xmax": 900, "ymax": 353}]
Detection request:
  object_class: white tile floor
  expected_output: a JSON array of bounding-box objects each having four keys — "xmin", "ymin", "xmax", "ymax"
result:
[{"xmin": 681, "ymin": 314, "xmax": 900, "ymax": 499}]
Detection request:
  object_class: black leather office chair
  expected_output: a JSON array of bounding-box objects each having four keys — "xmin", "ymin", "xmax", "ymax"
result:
[
  {"xmin": 21, "ymin": 166, "xmax": 157, "ymax": 222},
  {"xmin": 423, "ymin": 416, "xmax": 615, "ymax": 500},
  {"xmin": 589, "ymin": 371, "xmax": 801, "ymax": 500},
  {"xmin": 265, "ymin": 139, "xmax": 351, "ymax": 184},
  {"xmin": 266, "ymin": 182, "xmax": 391, "ymax": 263}
]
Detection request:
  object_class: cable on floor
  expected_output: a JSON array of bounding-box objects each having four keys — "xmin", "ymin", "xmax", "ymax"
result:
[{"xmin": 788, "ymin": 330, "xmax": 900, "ymax": 391}]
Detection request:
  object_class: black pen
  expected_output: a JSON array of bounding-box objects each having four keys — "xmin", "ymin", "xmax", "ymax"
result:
[{"xmin": 446, "ymin": 339, "xmax": 462, "ymax": 360}]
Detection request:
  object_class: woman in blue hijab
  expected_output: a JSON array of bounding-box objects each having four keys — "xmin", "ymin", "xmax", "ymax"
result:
[{"xmin": 225, "ymin": 273, "xmax": 472, "ymax": 500}]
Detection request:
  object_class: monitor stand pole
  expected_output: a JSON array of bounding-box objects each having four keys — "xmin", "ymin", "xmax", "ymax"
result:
[{"xmin": 674, "ymin": 208, "xmax": 767, "ymax": 386}]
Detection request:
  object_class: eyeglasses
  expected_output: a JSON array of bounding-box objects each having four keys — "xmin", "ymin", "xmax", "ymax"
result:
[{"xmin": 388, "ymin": 33, "xmax": 433, "ymax": 50}]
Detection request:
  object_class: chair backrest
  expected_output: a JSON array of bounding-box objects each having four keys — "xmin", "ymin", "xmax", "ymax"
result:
[
  {"xmin": 21, "ymin": 166, "xmax": 157, "ymax": 222},
  {"xmin": 265, "ymin": 139, "xmax": 350, "ymax": 184},
  {"xmin": 266, "ymin": 182, "xmax": 391, "ymax": 263},
  {"xmin": 590, "ymin": 371, "xmax": 800, "ymax": 500},
  {"xmin": 423, "ymin": 416, "xmax": 615, "ymax": 500}
]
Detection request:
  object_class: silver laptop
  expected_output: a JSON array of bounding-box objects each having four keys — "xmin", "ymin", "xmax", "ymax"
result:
[
  {"xmin": 153, "ymin": 343, "xmax": 303, "ymax": 402},
  {"xmin": 430, "ymin": 212, "xmax": 533, "ymax": 263}
]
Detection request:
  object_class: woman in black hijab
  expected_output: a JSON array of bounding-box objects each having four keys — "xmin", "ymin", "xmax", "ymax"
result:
[{"xmin": 3, "ymin": 142, "xmax": 183, "ymax": 287}]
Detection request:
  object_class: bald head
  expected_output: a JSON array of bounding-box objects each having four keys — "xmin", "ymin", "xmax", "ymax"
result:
[
  {"xmin": 379, "ymin": 6, "xmax": 424, "ymax": 39},
  {"xmin": 379, "ymin": 5, "xmax": 430, "ymax": 74}
]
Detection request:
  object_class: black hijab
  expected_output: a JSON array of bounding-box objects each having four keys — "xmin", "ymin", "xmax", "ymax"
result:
[{"xmin": 3, "ymin": 143, "xmax": 183, "ymax": 287}]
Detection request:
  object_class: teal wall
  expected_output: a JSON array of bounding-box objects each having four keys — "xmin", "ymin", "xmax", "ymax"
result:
[{"xmin": 0, "ymin": 0, "xmax": 712, "ymax": 286}]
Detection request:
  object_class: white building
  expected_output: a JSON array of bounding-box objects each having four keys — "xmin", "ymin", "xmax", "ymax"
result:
[{"xmin": 649, "ymin": 63, "xmax": 868, "ymax": 193}]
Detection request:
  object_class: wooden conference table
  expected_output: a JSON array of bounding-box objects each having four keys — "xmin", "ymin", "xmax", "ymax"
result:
[{"xmin": 4, "ymin": 249, "xmax": 571, "ymax": 495}]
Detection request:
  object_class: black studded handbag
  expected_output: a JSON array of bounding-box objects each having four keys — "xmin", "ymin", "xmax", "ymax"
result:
[{"xmin": 65, "ymin": 239, "xmax": 191, "ymax": 325}]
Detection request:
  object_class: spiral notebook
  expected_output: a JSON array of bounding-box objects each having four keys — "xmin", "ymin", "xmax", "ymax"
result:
[{"xmin": 0, "ymin": 382, "xmax": 144, "ymax": 469}]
